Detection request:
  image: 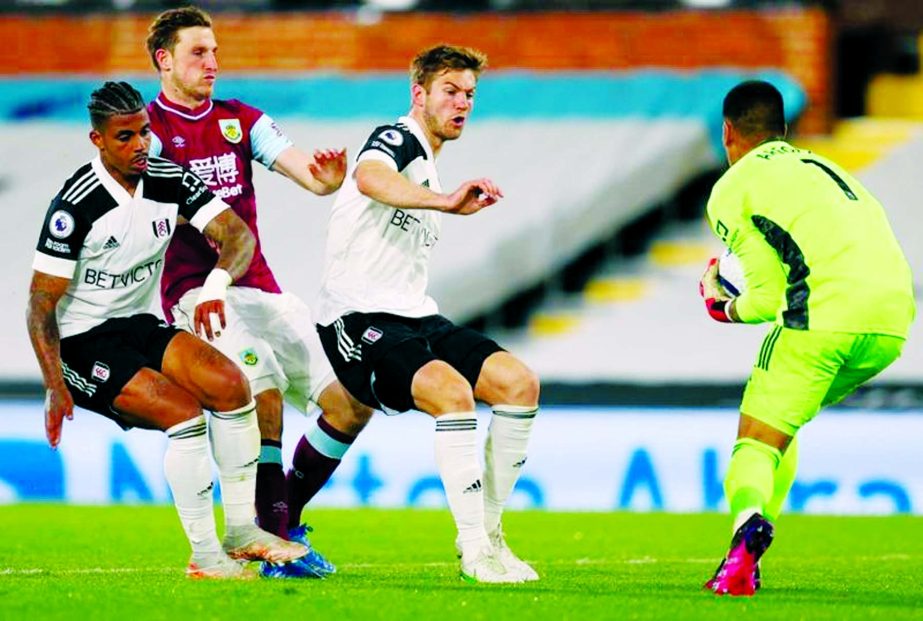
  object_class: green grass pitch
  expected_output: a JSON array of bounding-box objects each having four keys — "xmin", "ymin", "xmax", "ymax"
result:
[{"xmin": 2, "ymin": 506, "xmax": 922, "ymax": 620}]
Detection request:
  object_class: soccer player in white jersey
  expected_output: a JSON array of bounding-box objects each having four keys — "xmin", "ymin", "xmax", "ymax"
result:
[
  {"xmin": 26, "ymin": 82, "xmax": 309, "ymax": 579},
  {"xmin": 316, "ymin": 45, "xmax": 541, "ymax": 584},
  {"xmin": 145, "ymin": 7, "xmax": 373, "ymax": 578}
]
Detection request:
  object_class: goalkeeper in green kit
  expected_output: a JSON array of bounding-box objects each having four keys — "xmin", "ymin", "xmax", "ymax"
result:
[{"xmin": 698, "ymin": 80, "xmax": 916, "ymax": 596}]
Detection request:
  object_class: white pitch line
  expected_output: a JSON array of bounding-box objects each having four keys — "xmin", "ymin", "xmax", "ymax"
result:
[
  {"xmin": 0, "ymin": 567, "xmax": 177, "ymax": 576},
  {"xmin": 0, "ymin": 559, "xmax": 695, "ymax": 576},
  {"xmin": 1, "ymin": 555, "xmax": 912, "ymax": 576}
]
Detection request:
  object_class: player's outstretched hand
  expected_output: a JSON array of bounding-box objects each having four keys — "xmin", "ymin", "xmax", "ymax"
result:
[
  {"xmin": 44, "ymin": 384, "xmax": 74, "ymax": 448},
  {"xmin": 194, "ymin": 299, "xmax": 226, "ymax": 341},
  {"xmin": 308, "ymin": 148, "xmax": 348, "ymax": 193},
  {"xmin": 699, "ymin": 257, "xmax": 731, "ymax": 301},
  {"xmin": 443, "ymin": 178, "xmax": 503, "ymax": 215}
]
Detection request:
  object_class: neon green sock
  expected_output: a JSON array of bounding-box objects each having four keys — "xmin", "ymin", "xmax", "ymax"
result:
[
  {"xmin": 724, "ymin": 438, "xmax": 782, "ymax": 527},
  {"xmin": 765, "ymin": 435, "xmax": 798, "ymax": 523}
]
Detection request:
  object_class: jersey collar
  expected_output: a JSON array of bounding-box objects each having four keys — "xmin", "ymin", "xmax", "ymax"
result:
[
  {"xmin": 399, "ymin": 115, "xmax": 436, "ymax": 162},
  {"xmin": 92, "ymin": 156, "xmax": 140, "ymax": 206},
  {"xmin": 740, "ymin": 139, "xmax": 790, "ymax": 165},
  {"xmin": 154, "ymin": 92, "xmax": 214, "ymax": 121}
]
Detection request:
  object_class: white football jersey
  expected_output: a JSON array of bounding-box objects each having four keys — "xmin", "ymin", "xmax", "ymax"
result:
[
  {"xmin": 316, "ymin": 116, "xmax": 442, "ymax": 325},
  {"xmin": 32, "ymin": 156, "xmax": 227, "ymax": 338}
]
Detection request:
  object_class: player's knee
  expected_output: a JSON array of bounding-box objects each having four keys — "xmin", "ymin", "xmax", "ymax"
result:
[
  {"xmin": 336, "ymin": 401, "xmax": 374, "ymax": 435},
  {"xmin": 318, "ymin": 382, "xmax": 374, "ymax": 435},
  {"xmin": 428, "ymin": 375, "xmax": 476, "ymax": 414},
  {"xmin": 483, "ymin": 357, "xmax": 540, "ymax": 407},
  {"xmin": 206, "ymin": 364, "xmax": 252, "ymax": 412},
  {"xmin": 505, "ymin": 365, "xmax": 540, "ymax": 406},
  {"xmin": 323, "ymin": 403, "xmax": 373, "ymax": 436}
]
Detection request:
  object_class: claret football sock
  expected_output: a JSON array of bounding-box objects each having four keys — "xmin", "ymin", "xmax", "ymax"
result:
[
  {"xmin": 286, "ymin": 416, "xmax": 356, "ymax": 530},
  {"xmin": 208, "ymin": 399, "xmax": 260, "ymax": 529},
  {"xmin": 724, "ymin": 437, "xmax": 781, "ymax": 533},
  {"xmin": 484, "ymin": 405, "xmax": 538, "ymax": 535},
  {"xmin": 434, "ymin": 412, "xmax": 489, "ymax": 556},
  {"xmin": 164, "ymin": 415, "xmax": 221, "ymax": 560},
  {"xmin": 256, "ymin": 439, "xmax": 289, "ymax": 538}
]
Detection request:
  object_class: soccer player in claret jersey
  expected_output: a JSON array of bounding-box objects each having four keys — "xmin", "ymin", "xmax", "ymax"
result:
[
  {"xmin": 26, "ymin": 81, "xmax": 309, "ymax": 579},
  {"xmin": 145, "ymin": 7, "xmax": 373, "ymax": 578},
  {"xmin": 699, "ymin": 80, "xmax": 915, "ymax": 596},
  {"xmin": 315, "ymin": 45, "xmax": 541, "ymax": 584}
]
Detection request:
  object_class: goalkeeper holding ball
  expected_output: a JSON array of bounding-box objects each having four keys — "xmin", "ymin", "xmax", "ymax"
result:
[{"xmin": 699, "ymin": 80, "xmax": 915, "ymax": 596}]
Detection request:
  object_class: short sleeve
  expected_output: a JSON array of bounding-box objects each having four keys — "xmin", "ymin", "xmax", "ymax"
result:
[
  {"xmin": 149, "ymin": 131, "xmax": 163, "ymax": 158},
  {"xmin": 357, "ymin": 125, "xmax": 425, "ymax": 173},
  {"xmin": 32, "ymin": 196, "xmax": 89, "ymax": 278},
  {"xmin": 176, "ymin": 168, "xmax": 218, "ymax": 221},
  {"xmin": 251, "ymin": 113, "xmax": 293, "ymax": 168}
]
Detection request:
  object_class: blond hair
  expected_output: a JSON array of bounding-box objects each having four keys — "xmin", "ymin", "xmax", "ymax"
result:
[{"xmin": 411, "ymin": 44, "xmax": 488, "ymax": 90}]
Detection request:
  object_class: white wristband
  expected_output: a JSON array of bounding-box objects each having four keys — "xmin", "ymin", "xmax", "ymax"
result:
[{"xmin": 196, "ymin": 268, "xmax": 232, "ymax": 305}]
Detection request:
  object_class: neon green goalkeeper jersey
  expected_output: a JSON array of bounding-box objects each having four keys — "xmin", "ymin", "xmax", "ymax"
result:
[{"xmin": 706, "ymin": 140, "xmax": 915, "ymax": 337}]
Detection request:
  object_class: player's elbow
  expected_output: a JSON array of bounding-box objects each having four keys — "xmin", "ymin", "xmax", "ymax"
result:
[
  {"xmin": 738, "ymin": 292, "xmax": 779, "ymax": 324},
  {"xmin": 355, "ymin": 168, "xmax": 375, "ymax": 197},
  {"xmin": 355, "ymin": 162, "xmax": 390, "ymax": 200}
]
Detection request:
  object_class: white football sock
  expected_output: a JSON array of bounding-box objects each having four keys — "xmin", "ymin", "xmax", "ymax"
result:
[
  {"xmin": 434, "ymin": 412, "xmax": 488, "ymax": 556},
  {"xmin": 208, "ymin": 399, "xmax": 259, "ymax": 529},
  {"xmin": 164, "ymin": 415, "xmax": 221, "ymax": 561},
  {"xmin": 484, "ymin": 405, "xmax": 538, "ymax": 535}
]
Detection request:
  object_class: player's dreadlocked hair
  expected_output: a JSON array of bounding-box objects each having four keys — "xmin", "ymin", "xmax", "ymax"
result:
[
  {"xmin": 146, "ymin": 6, "xmax": 213, "ymax": 71},
  {"xmin": 723, "ymin": 80, "xmax": 787, "ymax": 140},
  {"xmin": 411, "ymin": 44, "xmax": 487, "ymax": 91},
  {"xmin": 87, "ymin": 81, "xmax": 146, "ymax": 131}
]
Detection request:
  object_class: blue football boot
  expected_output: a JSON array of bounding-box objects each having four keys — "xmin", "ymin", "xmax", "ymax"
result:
[{"xmin": 259, "ymin": 524, "xmax": 336, "ymax": 579}]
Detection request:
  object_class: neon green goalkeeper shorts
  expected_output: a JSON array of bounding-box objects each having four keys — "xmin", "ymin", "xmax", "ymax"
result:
[{"xmin": 740, "ymin": 327, "xmax": 905, "ymax": 436}]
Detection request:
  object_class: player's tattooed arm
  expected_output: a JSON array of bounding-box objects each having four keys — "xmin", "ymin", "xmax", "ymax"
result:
[
  {"xmin": 26, "ymin": 271, "xmax": 73, "ymax": 447},
  {"xmin": 201, "ymin": 208, "xmax": 256, "ymax": 282}
]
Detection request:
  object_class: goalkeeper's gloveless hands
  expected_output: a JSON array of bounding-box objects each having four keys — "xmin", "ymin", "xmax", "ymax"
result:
[{"xmin": 699, "ymin": 257, "xmax": 735, "ymax": 323}]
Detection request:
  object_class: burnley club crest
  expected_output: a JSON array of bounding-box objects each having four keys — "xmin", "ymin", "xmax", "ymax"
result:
[{"xmin": 219, "ymin": 119, "xmax": 243, "ymax": 144}]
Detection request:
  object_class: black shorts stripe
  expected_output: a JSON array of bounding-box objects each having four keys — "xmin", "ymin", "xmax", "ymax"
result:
[{"xmin": 758, "ymin": 326, "xmax": 783, "ymax": 371}]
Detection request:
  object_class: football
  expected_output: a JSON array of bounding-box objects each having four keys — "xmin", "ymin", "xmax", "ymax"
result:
[{"xmin": 717, "ymin": 247, "xmax": 745, "ymax": 297}]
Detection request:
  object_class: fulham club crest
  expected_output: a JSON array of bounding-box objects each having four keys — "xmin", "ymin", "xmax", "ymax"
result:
[
  {"xmin": 219, "ymin": 119, "xmax": 243, "ymax": 144},
  {"xmin": 152, "ymin": 218, "xmax": 172, "ymax": 239}
]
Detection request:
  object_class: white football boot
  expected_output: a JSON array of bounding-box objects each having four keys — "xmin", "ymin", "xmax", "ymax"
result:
[
  {"xmin": 186, "ymin": 552, "xmax": 257, "ymax": 580},
  {"xmin": 489, "ymin": 526, "xmax": 539, "ymax": 582},
  {"xmin": 222, "ymin": 523, "xmax": 308, "ymax": 564},
  {"xmin": 459, "ymin": 545, "xmax": 524, "ymax": 584}
]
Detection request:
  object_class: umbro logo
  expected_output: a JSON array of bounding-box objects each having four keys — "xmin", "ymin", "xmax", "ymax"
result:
[
  {"xmin": 513, "ymin": 457, "xmax": 527, "ymax": 469},
  {"xmin": 462, "ymin": 479, "xmax": 482, "ymax": 494},
  {"xmin": 196, "ymin": 482, "xmax": 214, "ymax": 497},
  {"xmin": 103, "ymin": 236, "xmax": 120, "ymax": 249}
]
